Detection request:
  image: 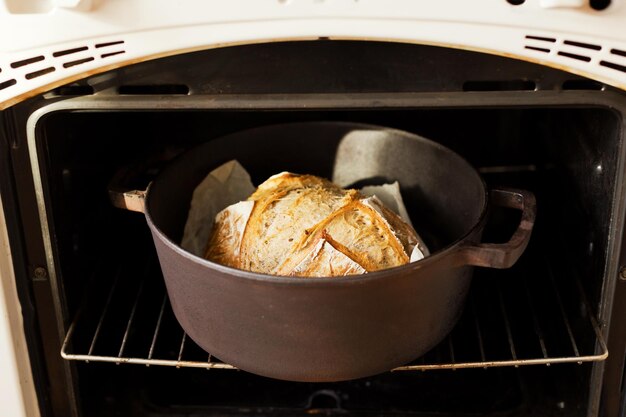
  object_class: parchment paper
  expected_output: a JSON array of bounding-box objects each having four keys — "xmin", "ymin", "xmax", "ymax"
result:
[{"xmin": 181, "ymin": 161, "xmax": 255, "ymax": 256}]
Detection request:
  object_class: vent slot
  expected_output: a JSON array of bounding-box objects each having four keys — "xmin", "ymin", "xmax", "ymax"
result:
[
  {"xmin": 53, "ymin": 46, "xmax": 88, "ymax": 58},
  {"xmin": 563, "ymin": 40, "xmax": 601, "ymax": 51},
  {"xmin": 525, "ymin": 35, "xmax": 556, "ymax": 43},
  {"xmin": 562, "ymin": 80, "xmax": 604, "ymax": 90},
  {"xmin": 463, "ymin": 80, "xmax": 536, "ymax": 92},
  {"xmin": 0, "ymin": 79, "xmax": 17, "ymax": 90},
  {"xmin": 557, "ymin": 51, "xmax": 591, "ymax": 62},
  {"xmin": 611, "ymin": 49, "xmax": 626, "ymax": 58},
  {"xmin": 63, "ymin": 57, "xmax": 95, "ymax": 69},
  {"xmin": 25, "ymin": 67, "xmax": 55, "ymax": 80},
  {"xmin": 95, "ymin": 40, "xmax": 125, "ymax": 48},
  {"xmin": 101, "ymin": 51, "xmax": 125, "ymax": 59},
  {"xmin": 600, "ymin": 60, "xmax": 626, "ymax": 73},
  {"xmin": 525, "ymin": 46, "xmax": 550, "ymax": 53},
  {"xmin": 11, "ymin": 55, "xmax": 45, "ymax": 69},
  {"xmin": 117, "ymin": 85, "xmax": 190, "ymax": 95}
]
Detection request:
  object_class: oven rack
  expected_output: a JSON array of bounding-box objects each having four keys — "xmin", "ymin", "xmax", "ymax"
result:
[{"xmin": 61, "ymin": 249, "xmax": 608, "ymax": 372}]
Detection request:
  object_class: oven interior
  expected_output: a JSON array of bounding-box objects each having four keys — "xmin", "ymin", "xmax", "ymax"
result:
[{"xmin": 2, "ymin": 41, "xmax": 624, "ymax": 417}]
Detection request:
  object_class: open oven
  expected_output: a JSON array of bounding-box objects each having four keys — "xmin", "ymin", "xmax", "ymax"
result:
[{"xmin": 1, "ymin": 3, "xmax": 626, "ymax": 417}]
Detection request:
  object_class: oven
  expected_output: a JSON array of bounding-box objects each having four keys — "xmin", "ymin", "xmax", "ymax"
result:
[{"xmin": 1, "ymin": 2, "xmax": 626, "ymax": 417}]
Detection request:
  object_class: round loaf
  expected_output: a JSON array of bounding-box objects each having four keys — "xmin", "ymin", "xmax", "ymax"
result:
[{"xmin": 205, "ymin": 172, "xmax": 422, "ymax": 277}]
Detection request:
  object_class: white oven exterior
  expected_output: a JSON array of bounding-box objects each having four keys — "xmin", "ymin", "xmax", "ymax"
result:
[
  {"xmin": 1, "ymin": 0, "xmax": 626, "ymax": 110},
  {"xmin": 2, "ymin": 1, "xmax": 626, "ymax": 416},
  {"xmin": 0, "ymin": 197, "xmax": 40, "ymax": 417}
]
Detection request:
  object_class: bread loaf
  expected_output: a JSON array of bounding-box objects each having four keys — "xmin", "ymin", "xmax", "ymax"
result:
[{"xmin": 205, "ymin": 172, "xmax": 424, "ymax": 277}]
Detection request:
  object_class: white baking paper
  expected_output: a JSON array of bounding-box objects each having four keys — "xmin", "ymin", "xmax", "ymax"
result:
[
  {"xmin": 181, "ymin": 160, "xmax": 255, "ymax": 256},
  {"xmin": 181, "ymin": 160, "xmax": 429, "ymax": 263}
]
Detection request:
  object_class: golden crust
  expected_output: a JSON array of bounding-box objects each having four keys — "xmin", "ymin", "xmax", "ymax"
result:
[{"xmin": 205, "ymin": 172, "xmax": 420, "ymax": 277}]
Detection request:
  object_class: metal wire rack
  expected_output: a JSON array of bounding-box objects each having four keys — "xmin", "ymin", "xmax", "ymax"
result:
[{"xmin": 61, "ymin": 248, "xmax": 608, "ymax": 372}]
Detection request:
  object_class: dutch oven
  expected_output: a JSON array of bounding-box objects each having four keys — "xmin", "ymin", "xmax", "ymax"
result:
[{"xmin": 110, "ymin": 122, "xmax": 536, "ymax": 382}]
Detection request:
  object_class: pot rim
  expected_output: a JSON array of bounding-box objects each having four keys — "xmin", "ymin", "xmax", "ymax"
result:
[{"xmin": 144, "ymin": 121, "xmax": 489, "ymax": 285}]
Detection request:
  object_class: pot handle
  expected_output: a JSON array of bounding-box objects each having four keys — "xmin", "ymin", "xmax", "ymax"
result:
[
  {"xmin": 107, "ymin": 147, "xmax": 184, "ymax": 214},
  {"xmin": 108, "ymin": 188, "xmax": 147, "ymax": 213},
  {"xmin": 458, "ymin": 188, "xmax": 536, "ymax": 269}
]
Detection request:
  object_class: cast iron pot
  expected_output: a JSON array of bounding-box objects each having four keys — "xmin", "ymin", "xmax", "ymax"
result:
[{"xmin": 111, "ymin": 122, "xmax": 536, "ymax": 382}]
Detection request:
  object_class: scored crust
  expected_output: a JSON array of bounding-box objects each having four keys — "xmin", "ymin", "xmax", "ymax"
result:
[{"xmin": 205, "ymin": 172, "xmax": 422, "ymax": 277}]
